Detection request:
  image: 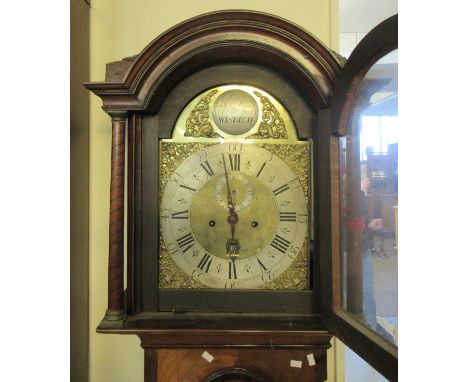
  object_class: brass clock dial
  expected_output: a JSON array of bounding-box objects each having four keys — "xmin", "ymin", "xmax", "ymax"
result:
[{"xmin": 160, "ymin": 143, "xmax": 308, "ymax": 289}]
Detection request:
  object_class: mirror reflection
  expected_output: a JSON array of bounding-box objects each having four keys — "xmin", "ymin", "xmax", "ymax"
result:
[{"xmin": 340, "ymin": 50, "xmax": 398, "ymax": 345}]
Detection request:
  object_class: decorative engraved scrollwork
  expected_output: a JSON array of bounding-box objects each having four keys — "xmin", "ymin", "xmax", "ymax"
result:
[
  {"xmin": 184, "ymin": 89, "xmax": 223, "ymax": 138},
  {"xmin": 247, "ymin": 91, "xmax": 287, "ymax": 139},
  {"xmin": 159, "ymin": 235, "xmax": 205, "ymax": 289},
  {"xmin": 159, "ymin": 142, "xmax": 310, "ymax": 290},
  {"xmin": 160, "ymin": 142, "xmax": 216, "ymax": 194},
  {"xmin": 258, "ymin": 143, "xmax": 309, "ymax": 202},
  {"xmin": 258, "ymin": 239, "xmax": 308, "ymax": 290}
]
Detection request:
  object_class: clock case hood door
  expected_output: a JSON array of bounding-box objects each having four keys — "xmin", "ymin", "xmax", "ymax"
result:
[{"xmin": 319, "ymin": 15, "xmax": 398, "ymax": 381}]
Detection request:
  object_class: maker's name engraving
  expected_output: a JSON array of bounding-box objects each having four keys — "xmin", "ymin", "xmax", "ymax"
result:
[
  {"xmin": 213, "ymin": 90, "xmax": 259, "ymax": 135},
  {"xmin": 216, "ymin": 116, "xmax": 256, "ymax": 123}
]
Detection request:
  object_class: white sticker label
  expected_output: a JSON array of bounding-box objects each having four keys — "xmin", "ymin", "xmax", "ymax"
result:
[
  {"xmin": 202, "ymin": 351, "xmax": 214, "ymax": 363},
  {"xmin": 307, "ymin": 353, "xmax": 316, "ymax": 366},
  {"xmin": 290, "ymin": 359, "xmax": 302, "ymax": 368}
]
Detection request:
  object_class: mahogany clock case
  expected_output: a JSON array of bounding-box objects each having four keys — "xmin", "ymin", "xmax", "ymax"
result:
[
  {"xmin": 85, "ymin": 11, "xmax": 397, "ymax": 381},
  {"xmin": 81, "ymin": 11, "xmax": 346, "ymax": 329}
]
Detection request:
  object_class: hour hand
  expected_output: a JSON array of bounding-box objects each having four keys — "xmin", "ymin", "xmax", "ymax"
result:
[{"xmin": 226, "ymin": 238, "xmax": 240, "ymax": 258}]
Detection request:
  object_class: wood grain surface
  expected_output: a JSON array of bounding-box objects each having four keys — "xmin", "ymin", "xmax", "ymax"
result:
[
  {"xmin": 108, "ymin": 114, "xmax": 126, "ymax": 313},
  {"xmin": 150, "ymin": 348, "xmax": 327, "ymax": 382}
]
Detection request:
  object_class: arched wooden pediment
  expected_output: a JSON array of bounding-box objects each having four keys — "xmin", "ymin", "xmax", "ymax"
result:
[{"xmin": 85, "ymin": 10, "xmax": 343, "ymax": 113}]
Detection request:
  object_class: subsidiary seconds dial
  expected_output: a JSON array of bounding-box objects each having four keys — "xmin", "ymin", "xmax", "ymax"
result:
[{"xmin": 160, "ymin": 143, "xmax": 308, "ymax": 289}]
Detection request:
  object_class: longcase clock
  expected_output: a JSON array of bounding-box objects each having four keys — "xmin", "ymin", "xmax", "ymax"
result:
[{"xmin": 85, "ymin": 11, "xmax": 398, "ymax": 382}]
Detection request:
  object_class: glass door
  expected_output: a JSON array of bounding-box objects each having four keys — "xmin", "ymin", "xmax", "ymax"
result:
[{"xmin": 323, "ymin": 14, "xmax": 398, "ymax": 381}]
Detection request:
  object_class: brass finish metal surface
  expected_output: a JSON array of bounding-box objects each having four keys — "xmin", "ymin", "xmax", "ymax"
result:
[
  {"xmin": 184, "ymin": 89, "xmax": 221, "ymax": 138},
  {"xmin": 174, "ymin": 85, "xmax": 297, "ymax": 142},
  {"xmin": 159, "ymin": 85, "xmax": 309, "ymax": 290},
  {"xmin": 191, "ymin": 174, "xmax": 278, "ymax": 261},
  {"xmin": 213, "ymin": 89, "xmax": 259, "ymax": 135},
  {"xmin": 247, "ymin": 91, "xmax": 287, "ymax": 139},
  {"xmin": 159, "ymin": 141, "xmax": 309, "ymax": 290}
]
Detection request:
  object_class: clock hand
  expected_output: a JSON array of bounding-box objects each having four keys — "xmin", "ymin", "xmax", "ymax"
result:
[
  {"xmin": 222, "ymin": 154, "xmax": 235, "ymax": 212},
  {"xmin": 222, "ymin": 154, "xmax": 240, "ymax": 259}
]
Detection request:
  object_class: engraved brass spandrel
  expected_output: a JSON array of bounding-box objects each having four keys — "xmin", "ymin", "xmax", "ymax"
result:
[
  {"xmin": 184, "ymin": 89, "xmax": 223, "ymax": 138},
  {"xmin": 259, "ymin": 238, "xmax": 309, "ymax": 290},
  {"xmin": 257, "ymin": 143, "xmax": 310, "ymax": 203},
  {"xmin": 159, "ymin": 234, "xmax": 205, "ymax": 289},
  {"xmin": 172, "ymin": 85, "xmax": 298, "ymax": 142},
  {"xmin": 247, "ymin": 91, "xmax": 287, "ymax": 139},
  {"xmin": 160, "ymin": 141, "xmax": 216, "ymax": 195}
]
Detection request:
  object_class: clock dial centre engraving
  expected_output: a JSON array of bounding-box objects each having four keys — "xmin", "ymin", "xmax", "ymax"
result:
[
  {"xmin": 215, "ymin": 173, "xmax": 254, "ymax": 212},
  {"xmin": 191, "ymin": 172, "xmax": 278, "ymax": 261}
]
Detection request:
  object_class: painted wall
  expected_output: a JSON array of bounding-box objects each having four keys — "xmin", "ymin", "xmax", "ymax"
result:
[
  {"xmin": 89, "ymin": 1, "xmax": 339, "ymax": 381},
  {"xmin": 71, "ymin": 0, "xmax": 89, "ymax": 381}
]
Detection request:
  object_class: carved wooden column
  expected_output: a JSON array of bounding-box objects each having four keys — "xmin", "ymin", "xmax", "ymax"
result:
[{"xmin": 103, "ymin": 112, "xmax": 127, "ymax": 326}]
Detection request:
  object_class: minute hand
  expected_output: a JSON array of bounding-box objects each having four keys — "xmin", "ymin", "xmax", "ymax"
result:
[{"xmin": 222, "ymin": 154, "xmax": 235, "ymax": 211}]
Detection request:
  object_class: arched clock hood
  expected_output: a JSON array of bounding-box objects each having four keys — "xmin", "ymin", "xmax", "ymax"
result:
[{"xmin": 85, "ymin": 10, "xmax": 343, "ymax": 113}]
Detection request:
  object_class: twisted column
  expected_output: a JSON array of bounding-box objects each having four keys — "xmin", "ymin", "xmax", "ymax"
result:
[{"xmin": 104, "ymin": 112, "xmax": 127, "ymax": 325}]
